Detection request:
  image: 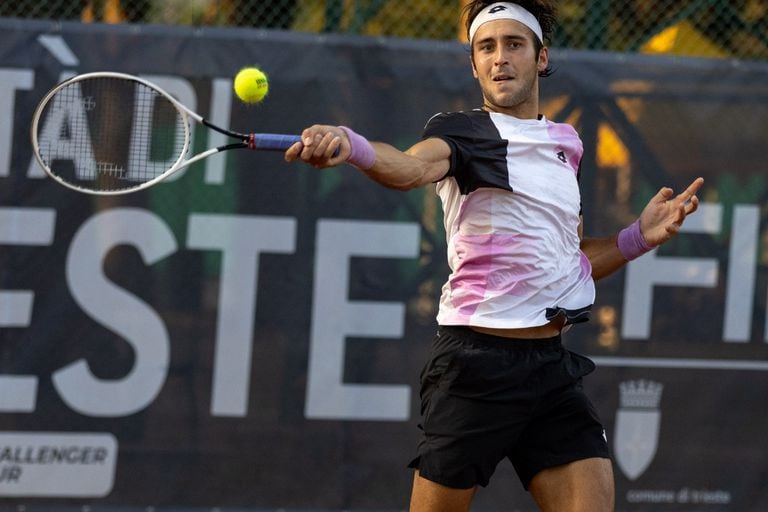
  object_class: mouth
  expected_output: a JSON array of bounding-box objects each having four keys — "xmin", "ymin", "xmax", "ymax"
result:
[{"xmin": 492, "ymin": 74, "xmax": 514, "ymax": 82}]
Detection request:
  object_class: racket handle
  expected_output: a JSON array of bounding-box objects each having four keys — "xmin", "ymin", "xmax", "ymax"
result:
[
  {"xmin": 249, "ymin": 134, "xmax": 340, "ymax": 157},
  {"xmin": 250, "ymin": 133, "xmax": 301, "ymax": 151}
]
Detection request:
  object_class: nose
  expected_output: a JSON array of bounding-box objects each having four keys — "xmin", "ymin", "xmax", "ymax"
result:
[{"xmin": 493, "ymin": 46, "xmax": 508, "ymax": 66}]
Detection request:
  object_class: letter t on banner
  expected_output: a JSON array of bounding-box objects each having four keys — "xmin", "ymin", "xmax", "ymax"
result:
[{"xmin": 305, "ymin": 219, "xmax": 420, "ymax": 421}]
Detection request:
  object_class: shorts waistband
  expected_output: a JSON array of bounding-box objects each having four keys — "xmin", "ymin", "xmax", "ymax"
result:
[{"xmin": 438, "ymin": 325, "xmax": 562, "ymax": 350}]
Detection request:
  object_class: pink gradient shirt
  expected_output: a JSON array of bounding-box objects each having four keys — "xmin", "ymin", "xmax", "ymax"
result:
[{"xmin": 424, "ymin": 110, "xmax": 595, "ymax": 328}]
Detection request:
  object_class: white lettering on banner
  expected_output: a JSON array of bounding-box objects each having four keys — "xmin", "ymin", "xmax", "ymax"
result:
[
  {"xmin": 627, "ymin": 487, "xmax": 732, "ymax": 505},
  {"xmin": 724, "ymin": 205, "xmax": 759, "ymax": 342},
  {"xmin": 0, "ymin": 200, "xmax": 764, "ymax": 418},
  {"xmin": 305, "ymin": 219, "xmax": 419, "ymax": 421},
  {"xmin": 27, "ymin": 71, "xmax": 78, "ymax": 179},
  {"xmin": 187, "ymin": 214, "xmax": 297, "ymax": 417},
  {"xmin": 204, "ymin": 78, "xmax": 234, "ymax": 184},
  {"xmin": 55, "ymin": 208, "xmax": 176, "ymax": 416},
  {"xmin": 0, "ymin": 208, "xmax": 56, "ymax": 412},
  {"xmin": 0, "ymin": 432, "xmax": 117, "ymax": 497},
  {"xmin": 0, "ymin": 69, "xmax": 34, "ymax": 177},
  {"xmin": 36, "ymin": 35, "xmax": 80, "ymax": 66},
  {"xmin": 131, "ymin": 75, "xmax": 196, "ymax": 183},
  {"xmin": 622, "ymin": 203, "xmax": 721, "ymax": 339},
  {"xmin": 30, "ymin": 76, "xmax": 97, "ymax": 180}
]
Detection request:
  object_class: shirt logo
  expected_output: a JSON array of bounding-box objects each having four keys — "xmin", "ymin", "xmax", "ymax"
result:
[{"xmin": 556, "ymin": 151, "xmax": 567, "ymax": 163}]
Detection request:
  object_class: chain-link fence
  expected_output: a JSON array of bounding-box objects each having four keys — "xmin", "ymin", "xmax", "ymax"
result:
[{"xmin": 2, "ymin": 0, "xmax": 767, "ymax": 60}]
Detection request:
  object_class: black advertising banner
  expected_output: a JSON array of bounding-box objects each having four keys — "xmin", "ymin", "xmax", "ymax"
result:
[{"xmin": 0, "ymin": 17, "xmax": 767, "ymax": 511}]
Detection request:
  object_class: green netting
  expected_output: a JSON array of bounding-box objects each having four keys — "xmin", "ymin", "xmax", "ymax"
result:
[{"xmin": 2, "ymin": 0, "xmax": 766, "ymax": 60}]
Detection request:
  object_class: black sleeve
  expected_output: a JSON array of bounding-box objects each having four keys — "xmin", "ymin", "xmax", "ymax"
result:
[
  {"xmin": 420, "ymin": 112, "xmax": 476, "ymax": 180},
  {"xmin": 421, "ymin": 111, "xmax": 510, "ymax": 192}
]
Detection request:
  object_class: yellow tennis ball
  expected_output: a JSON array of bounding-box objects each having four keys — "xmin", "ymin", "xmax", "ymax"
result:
[{"xmin": 233, "ymin": 67, "xmax": 269, "ymax": 104}]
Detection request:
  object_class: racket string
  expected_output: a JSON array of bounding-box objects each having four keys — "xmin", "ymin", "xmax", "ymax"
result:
[{"xmin": 36, "ymin": 76, "xmax": 189, "ymax": 192}]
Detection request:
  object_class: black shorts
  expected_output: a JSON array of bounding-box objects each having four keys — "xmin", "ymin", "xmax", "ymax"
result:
[{"xmin": 408, "ymin": 325, "xmax": 610, "ymax": 490}]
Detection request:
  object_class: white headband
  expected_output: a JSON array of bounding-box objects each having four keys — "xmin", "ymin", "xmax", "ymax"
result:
[{"xmin": 468, "ymin": 2, "xmax": 543, "ymax": 44}]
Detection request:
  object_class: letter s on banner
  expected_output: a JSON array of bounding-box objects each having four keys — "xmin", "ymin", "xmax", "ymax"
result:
[{"xmin": 55, "ymin": 208, "xmax": 176, "ymax": 417}]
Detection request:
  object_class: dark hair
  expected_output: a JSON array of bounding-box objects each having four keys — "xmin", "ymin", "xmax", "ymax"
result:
[{"xmin": 463, "ymin": 0, "xmax": 556, "ymax": 77}]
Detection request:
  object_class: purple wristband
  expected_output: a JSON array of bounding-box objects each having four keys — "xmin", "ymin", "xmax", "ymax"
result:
[
  {"xmin": 617, "ymin": 218, "xmax": 652, "ymax": 261},
  {"xmin": 339, "ymin": 126, "xmax": 376, "ymax": 170}
]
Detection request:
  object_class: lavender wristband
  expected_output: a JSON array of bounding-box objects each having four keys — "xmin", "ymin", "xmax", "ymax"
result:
[
  {"xmin": 617, "ymin": 218, "xmax": 652, "ymax": 261},
  {"xmin": 339, "ymin": 126, "xmax": 376, "ymax": 170}
]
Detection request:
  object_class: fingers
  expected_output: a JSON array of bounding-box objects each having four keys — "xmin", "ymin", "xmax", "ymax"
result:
[
  {"xmin": 670, "ymin": 182, "xmax": 702, "ymax": 231},
  {"xmin": 654, "ymin": 177, "xmax": 704, "ymax": 204},
  {"xmin": 652, "ymin": 177, "xmax": 704, "ymax": 217},
  {"xmin": 681, "ymin": 177, "xmax": 705, "ymax": 200},
  {"xmin": 673, "ymin": 177, "xmax": 703, "ymax": 206},
  {"xmin": 283, "ymin": 125, "xmax": 347, "ymax": 168},
  {"xmin": 301, "ymin": 132, "xmax": 341, "ymax": 162},
  {"xmin": 653, "ymin": 186, "xmax": 674, "ymax": 204},
  {"xmin": 684, "ymin": 194, "xmax": 700, "ymax": 215},
  {"xmin": 677, "ymin": 177, "xmax": 703, "ymax": 217},
  {"xmin": 283, "ymin": 140, "xmax": 303, "ymax": 162},
  {"xmin": 640, "ymin": 177, "xmax": 704, "ymax": 245}
]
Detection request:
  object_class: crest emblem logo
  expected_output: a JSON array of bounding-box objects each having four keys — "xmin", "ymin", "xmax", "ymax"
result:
[{"xmin": 614, "ymin": 379, "xmax": 663, "ymax": 481}]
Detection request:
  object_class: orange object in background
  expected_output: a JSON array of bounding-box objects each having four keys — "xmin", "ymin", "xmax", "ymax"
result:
[{"xmin": 81, "ymin": 0, "xmax": 126, "ymax": 23}]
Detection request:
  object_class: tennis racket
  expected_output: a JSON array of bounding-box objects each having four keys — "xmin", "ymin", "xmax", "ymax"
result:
[{"xmin": 31, "ymin": 71, "xmax": 311, "ymax": 195}]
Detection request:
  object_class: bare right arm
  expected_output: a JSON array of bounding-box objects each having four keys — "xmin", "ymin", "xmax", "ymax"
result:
[{"xmin": 283, "ymin": 124, "xmax": 451, "ymax": 191}]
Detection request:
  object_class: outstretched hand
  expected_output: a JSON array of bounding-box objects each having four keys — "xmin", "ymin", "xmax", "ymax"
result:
[
  {"xmin": 284, "ymin": 124, "xmax": 350, "ymax": 168},
  {"xmin": 639, "ymin": 177, "xmax": 704, "ymax": 247}
]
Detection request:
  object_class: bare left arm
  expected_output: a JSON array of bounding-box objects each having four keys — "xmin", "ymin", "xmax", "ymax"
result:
[
  {"xmin": 580, "ymin": 232, "xmax": 624, "ymax": 281},
  {"xmin": 581, "ymin": 177, "xmax": 704, "ymax": 281}
]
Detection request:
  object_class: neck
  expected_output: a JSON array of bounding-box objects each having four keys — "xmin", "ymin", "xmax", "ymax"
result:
[
  {"xmin": 480, "ymin": 80, "xmax": 541, "ymax": 118},
  {"xmin": 482, "ymin": 100, "xmax": 539, "ymax": 119}
]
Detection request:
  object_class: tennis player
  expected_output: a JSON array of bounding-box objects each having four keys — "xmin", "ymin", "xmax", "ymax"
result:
[{"xmin": 285, "ymin": 1, "xmax": 703, "ymax": 510}]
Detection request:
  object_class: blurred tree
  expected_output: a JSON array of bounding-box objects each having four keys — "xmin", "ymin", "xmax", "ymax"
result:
[
  {"xmin": 0, "ymin": 0, "xmax": 85, "ymax": 18},
  {"xmin": 81, "ymin": 0, "xmax": 150, "ymax": 22}
]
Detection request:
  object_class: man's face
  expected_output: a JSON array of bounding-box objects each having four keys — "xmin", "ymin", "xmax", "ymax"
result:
[{"xmin": 471, "ymin": 19, "xmax": 548, "ymax": 117}]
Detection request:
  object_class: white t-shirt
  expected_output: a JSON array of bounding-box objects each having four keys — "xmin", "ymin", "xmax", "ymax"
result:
[{"xmin": 423, "ymin": 110, "xmax": 595, "ymax": 328}]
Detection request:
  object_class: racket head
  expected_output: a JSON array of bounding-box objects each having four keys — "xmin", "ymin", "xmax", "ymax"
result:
[{"xmin": 31, "ymin": 72, "xmax": 193, "ymax": 195}]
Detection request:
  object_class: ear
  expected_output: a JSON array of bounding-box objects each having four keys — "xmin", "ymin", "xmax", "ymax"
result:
[
  {"xmin": 537, "ymin": 46, "xmax": 549, "ymax": 73},
  {"xmin": 470, "ymin": 53, "xmax": 479, "ymax": 79}
]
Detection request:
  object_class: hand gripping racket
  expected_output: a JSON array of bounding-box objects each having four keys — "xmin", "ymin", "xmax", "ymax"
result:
[{"xmin": 31, "ymin": 71, "xmax": 310, "ymax": 195}]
